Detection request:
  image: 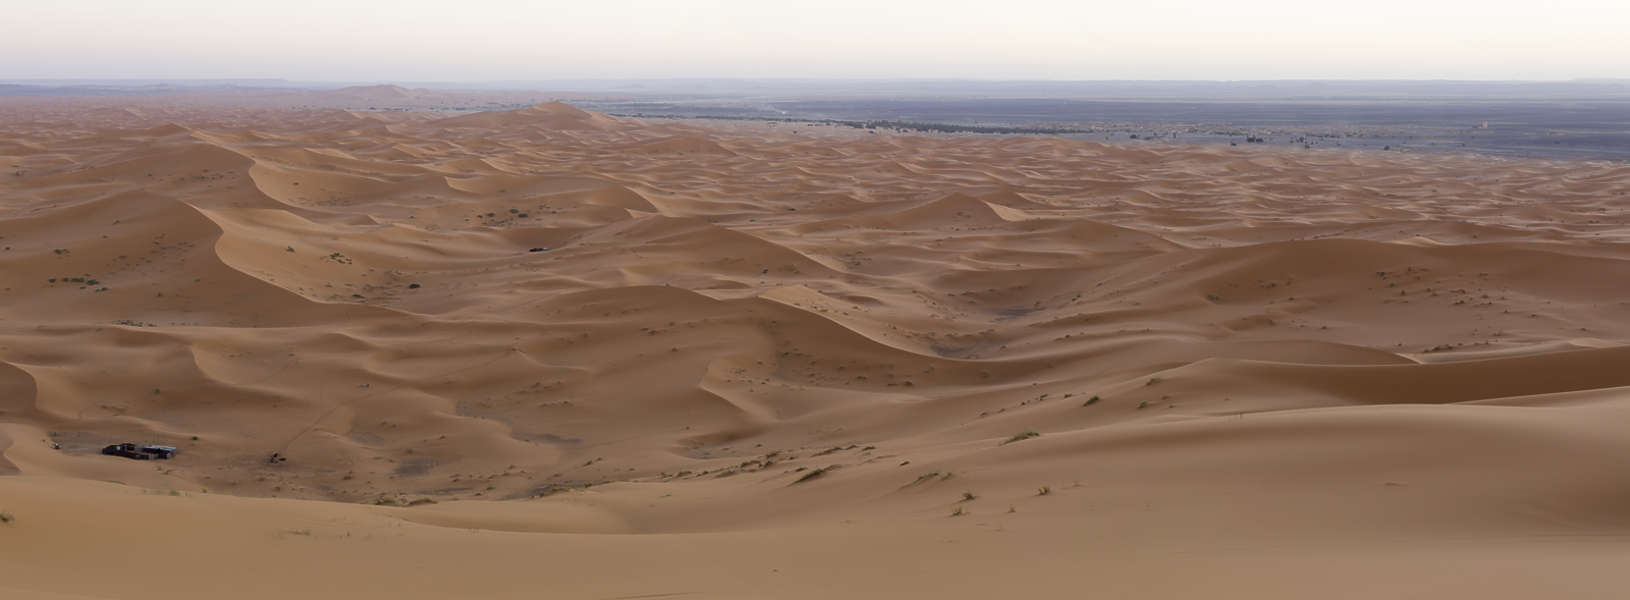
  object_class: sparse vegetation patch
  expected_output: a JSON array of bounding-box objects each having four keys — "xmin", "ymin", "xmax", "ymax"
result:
[{"xmin": 1002, "ymin": 430, "xmax": 1040, "ymax": 445}]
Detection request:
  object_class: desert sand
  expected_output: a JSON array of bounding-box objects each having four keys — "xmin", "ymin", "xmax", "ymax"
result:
[{"xmin": 2, "ymin": 94, "xmax": 1630, "ymax": 599}]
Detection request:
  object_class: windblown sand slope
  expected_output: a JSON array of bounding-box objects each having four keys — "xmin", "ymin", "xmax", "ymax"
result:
[{"xmin": 2, "ymin": 99, "xmax": 1630, "ymax": 598}]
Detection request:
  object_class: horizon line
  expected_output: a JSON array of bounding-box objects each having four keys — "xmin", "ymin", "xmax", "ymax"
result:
[{"xmin": 7, "ymin": 77, "xmax": 1630, "ymax": 84}]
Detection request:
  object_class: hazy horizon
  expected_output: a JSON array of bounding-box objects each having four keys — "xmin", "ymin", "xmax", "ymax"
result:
[
  {"xmin": 8, "ymin": 77, "xmax": 1630, "ymax": 84},
  {"xmin": 7, "ymin": 0, "xmax": 1628, "ymax": 81}
]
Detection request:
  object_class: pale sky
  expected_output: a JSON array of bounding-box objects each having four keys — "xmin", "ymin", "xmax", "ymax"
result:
[{"xmin": 4, "ymin": 0, "xmax": 1627, "ymax": 81}]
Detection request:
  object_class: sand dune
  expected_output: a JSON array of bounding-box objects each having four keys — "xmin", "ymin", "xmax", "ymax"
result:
[
  {"xmin": 3, "ymin": 99, "xmax": 1630, "ymax": 598},
  {"xmin": 431, "ymin": 101, "xmax": 627, "ymax": 132}
]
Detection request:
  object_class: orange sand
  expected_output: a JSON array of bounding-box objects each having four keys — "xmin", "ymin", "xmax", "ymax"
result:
[{"xmin": 2, "ymin": 95, "xmax": 1629, "ymax": 598}]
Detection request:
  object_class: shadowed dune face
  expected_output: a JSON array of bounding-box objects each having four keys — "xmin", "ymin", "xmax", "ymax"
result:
[{"xmin": 3, "ymin": 100, "xmax": 1630, "ymax": 597}]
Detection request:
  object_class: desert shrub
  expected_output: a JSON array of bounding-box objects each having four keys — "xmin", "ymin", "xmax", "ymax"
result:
[{"xmin": 1003, "ymin": 430, "xmax": 1040, "ymax": 445}]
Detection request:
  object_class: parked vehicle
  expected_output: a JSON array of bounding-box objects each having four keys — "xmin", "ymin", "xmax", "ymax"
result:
[{"xmin": 101, "ymin": 443, "xmax": 178, "ymax": 460}]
